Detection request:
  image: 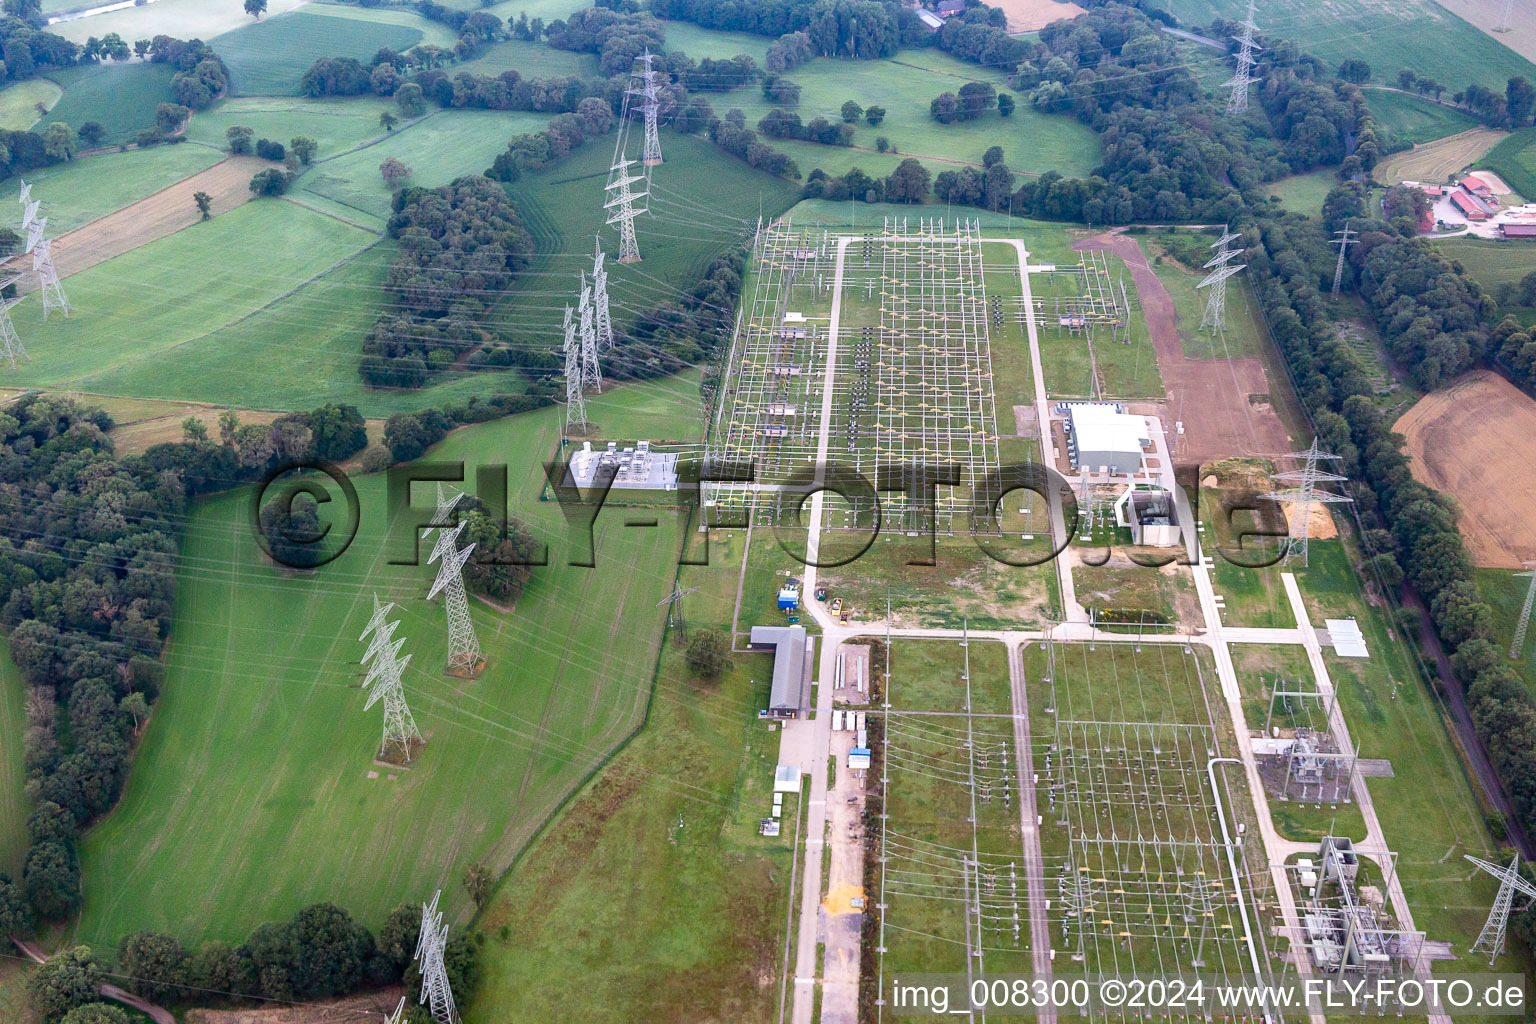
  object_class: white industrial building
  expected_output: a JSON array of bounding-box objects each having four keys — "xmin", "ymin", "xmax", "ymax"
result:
[
  {"xmin": 1063, "ymin": 403, "xmax": 1149, "ymax": 475},
  {"xmin": 567, "ymin": 440, "xmax": 679, "ymax": 490}
]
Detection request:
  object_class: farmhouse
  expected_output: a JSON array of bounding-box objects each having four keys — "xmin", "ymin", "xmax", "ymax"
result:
[
  {"xmin": 1500, "ymin": 223, "xmax": 1536, "ymax": 240},
  {"xmin": 1449, "ymin": 189, "xmax": 1492, "ymax": 220}
]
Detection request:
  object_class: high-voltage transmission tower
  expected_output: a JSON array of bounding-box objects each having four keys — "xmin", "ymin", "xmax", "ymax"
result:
[
  {"xmin": 1224, "ymin": 0, "xmax": 1261, "ymax": 115},
  {"xmin": 1264, "ymin": 438, "xmax": 1352, "ymax": 567},
  {"xmin": 0, "ymin": 273, "xmax": 25, "ymax": 369},
  {"xmin": 19, "ymin": 185, "xmax": 69, "ymax": 319},
  {"xmin": 1509, "ymin": 563, "xmax": 1536, "ymax": 660},
  {"xmin": 655, "ymin": 581, "xmax": 700, "ymax": 641},
  {"xmin": 1330, "ymin": 220, "xmax": 1357, "ymax": 298},
  {"xmin": 1465, "ymin": 853, "xmax": 1536, "ymax": 965},
  {"xmin": 358, "ymin": 594, "xmax": 423, "ymax": 763},
  {"xmin": 591, "ymin": 241, "xmax": 614, "ymax": 350},
  {"xmin": 1495, "ymin": 0, "xmax": 1515, "ymax": 32},
  {"xmin": 562, "ymin": 305, "xmax": 587, "ymax": 434},
  {"xmin": 383, "ymin": 997, "xmax": 408, "ymax": 1024},
  {"xmin": 1197, "ymin": 228, "xmax": 1244, "ymax": 335},
  {"xmin": 415, "ymin": 890, "xmax": 459, "ymax": 1024},
  {"xmin": 605, "ymin": 157, "xmax": 648, "ymax": 264},
  {"xmin": 427, "ymin": 484, "xmax": 483, "ymax": 676},
  {"xmin": 628, "ymin": 50, "xmax": 664, "ymax": 171},
  {"xmin": 577, "ymin": 275, "xmax": 601, "ymax": 391}
]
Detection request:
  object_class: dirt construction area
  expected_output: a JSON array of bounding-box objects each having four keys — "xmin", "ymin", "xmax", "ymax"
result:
[
  {"xmin": 1073, "ymin": 232, "xmax": 1291, "ymax": 465},
  {"xmin": 1374, "ymin": 127, "xmax": 1507, "ymax": 185},
  {"xmin": 990, "ymin": 0, "xmax": 1086, "ymax": 31},
  {"xmin": 1395, "ymin": 371, "xmax": 1536, "ymax": 568},
  {"xmin": 13, "ymin": 155, "xmax": 269, "ymax": 288}
]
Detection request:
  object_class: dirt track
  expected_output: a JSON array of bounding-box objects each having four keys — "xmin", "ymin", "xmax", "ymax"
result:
[
  {"xmin": 1395, "ymin": 370, "xmax": 1536, "ymax": 568},
  {"xmin": 1072, "ymin": 232, "xmax": 1290, "ymax": 466},
  {"xmin": 11, "ymin": 154, "xmax": 269, "ymax": 288}
]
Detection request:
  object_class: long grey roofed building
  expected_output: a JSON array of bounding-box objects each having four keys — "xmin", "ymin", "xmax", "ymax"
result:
[{"xmin": 750, "ymin": 624, "xmax": 810, "ymax": 718}]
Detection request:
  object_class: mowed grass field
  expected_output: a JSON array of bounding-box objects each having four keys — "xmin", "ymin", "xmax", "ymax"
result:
[
  {"xmin": 1263, "ymin": 166, "xmax": 1343, "ymax": 216},
  {"xmin": 0, "ymin": 145, "xmax": 223, "ymax": 233},
  {"xmin": 712, "ymin": 48, "xmax": 1100, "ymax": 180},
  {"xmin": 0, "ymin": 639, "xmax": 28, "ymax": 879},
  {"xmin": 298, "ymin": 108, "xmax": 551, "ymax": 222},
  {"xmin": 1484, "ymin": 126, "xmax": 1536, "ymax": 200},
  {"xmin": 467, "ymin": 525, "xmax": 792, "ymax": 1022},
  {"xmin": 1364, "ymin": 87, "xmax": 1479, "ymax": 145},
  {"xmin": 213, "ymin": 7, "xmax": 450, "ymax": 96},
  {"xmin": 661, "ymin": 21, "xmax": 772, "ymax": 64},
  {"xmin": 185, "ymin": 96, "xmax": 407, "ymax": 161},
  {"xmin": 452, "ymin": 36, "xmax": 598, "ymax": 79},
  {"xmin": 0, "ymin": 79, "xmax": 60, "ymax": 131},
  {"xmin": 7, "ymin": 199, "xmax": 376, "ymax": 391},
  {"xmin": 1477, "ymin": 568, "xmax": 1536, "ymax": 698},
  {"xmin": 1435, "ymin": 236, "xmax": 1536, "ymax": 293},
  {"xmin": 1162, "ymin": 0, "xmax": 1536, "ymax": 91},
  {"xmin": 44, "ymin": 62, "xmax": 178, "ymax": 143},
  {"xmin": 75, "ymin": 383, "xmax": 690, "ymax": 947},
  {"xmin": 503, "ymin": 131, "xmax": 801, "ymax": 356}
]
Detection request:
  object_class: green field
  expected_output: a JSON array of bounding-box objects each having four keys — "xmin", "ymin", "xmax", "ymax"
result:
[
  {"xmin": 1365, "ymin": 87, "xmax": 1479, "ymax": 145},
  {"xmin": 1483, "ymin": 126, "xmax": 1536, "ymax": 202},
  {"xmin": 298, "ymin": 108, "xmax": 550, "ymax": 222},
  {"xmin": 184, "ymin": 95, "xmax": 406, "ymax": 160},
  {"xmin": 661, "ymin": 20, "xmax": 771, "ymax": 64},
  {"xmin": 75, "ymin": 381, "xmax": 691, "ymax": 947},
  {"xmin": 1264, "ymin": 166, "xmax": 1345, "ymax": 216},
  {"xmin": 1146, "ymin": 232, "xmax": 1270, "ymax": 360},
  {"xmin": 709, "ymin": 48, "xmax": 1100, "ymax": 180},
  {"xmin": 0, "ymin": 640, "xmax": 27, "ymax": 879},
  {"xmin": 467, "ymin": 525, "xmax": 793, "ymax": 1022},
  {"xmin": 212, "ymin": 7, "xmax": 445, "ymax": 96},
  {"xmin": 44, "ymin": 62, "xmax": 178, "ymax": 143},
  {"xmin": 452, "ymin": 36, "xmax": 599, "ymax": 80},
  {"xmin": 1435, "ymin": 236, "xmax": 1536, "ymax": 293},
  {"xmin": 7, "ymin": 200, "xmax": 376, "ymax": 392},
  {"xmin": 0, "ymin": 79, "xmax": 60, "ymax": 131},
  {"xmin": 1163, "ymin": 0, "xmax": 1536, "ymax": 92},
  {"xmin": 0, "ymin": 145, "xmax": 222, "ymax": 233},
  {"xmin": 502, "ymin": 130, "xmax": 800, "ymax": 355},
  {"xmin": 1477, "ymin": 568, "xmax": 1536, "ymax": 698}
]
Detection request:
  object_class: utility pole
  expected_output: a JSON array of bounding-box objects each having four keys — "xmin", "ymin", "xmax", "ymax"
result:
[
  {"xmin": 1264, "ymin": 438, "xmax": 1352, "ymax": 567},
  {"xmin": 0, "ymin": 276, "xmax": 26, "ymax": 370},
  {"xmin": 577, "ymin": 275, "xmax": 601, "ymax": 392},
  {"xmin": 562, "ymin": 306, "xmax": 587, "ymax": 434},
  {"xmin": 628, "ymin": 50, "xmax": 663, "ymax": 172},
  {"xmin": 591, "ymin": 240, "xmax": 614, "ymax": 350},
  {"xmin": 1330, "ymin": 220, "xmax": 1357, "ymax": 298},
  {"xmin": 1224, "ymin": 0, "xmax": 1261, "ymax": 116},
  {"xmin": 655, "ymin": 581, "xmax": 701, "ymax": 641},
  {"xmin": 605, "ymin": 157, "xmax": 648, "ymax": 264},
  {"xmin": 359, "ymin": 594, "xmax": 423, "ymax": 763},
  {"xmin": 1198, "ymin": 228, "xmax": 1244, "ymax": 335},
  {"xmin": 427, "ymin": 485, "xmax": 483, "ymax": 676},
  {"xmin": 1509, "ymin": 563, "xmax": 1536, "ymax": 660},
  {"xmin": 1465, "ymin": 853, "xmax": 1536, "ymax": 965},
  {"xmin": 415, "ymin": 891, "xmax": 459, "ymax": 1024}
]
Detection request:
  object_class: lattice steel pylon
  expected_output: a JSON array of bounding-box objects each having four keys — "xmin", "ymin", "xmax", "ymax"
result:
[
  {"xmin": 1495, "ymin": 0, "xmax": 1515, "ymax": 32},
  {"xmin": 562, "ymin": 305, "xmax": 587, "ymax": 433},
  {"xmin": 1465, "ymin": 854, "xmax": 1536, "ymax": 965},
  {"xmin": 1224, "ymin": 0, "xmax": 1262, "ymax": 115},
  {"xmin": 655, "ymin": 581, "xmax": 700, "ymax": 641},
  {"xmin": 427, "ymin": 485, "xmax": 483, "ymax": 676},
  {"xmin": 1330, "ymin": 220, "xmax": 1357, "ymax": 298},
  {"xmin": 0, "ymin": 276, "xmax": 26, "ymax": 370},
  {"xmin": 415, "ymin": 890, "xmax": 459, "ymax": 1024},
  {"xmin": 1509, "ymin": 563, "xmax": 1536, "ymax": 660},
  {"xmin": 358, "ymin": 594, "xmax": 423, "ymax": 762},
  {"xmin": 577, "ymin": 275, "xmax": 601, "ymax": 391},
  {"xmin": 605, "ymin": 157, "xmax": 648, "ymax": 264},
  {"xmin": 591, "ymin": 241, "xmax": 614, "ymax": 350},
  {"xmin": 1197, "ymin": 228, "xmax": 1244, "ymax": 335},
  {"xmin": 383, "ymin": 997, "xmax": 408, "ymax": 1024},
  {"xmin": 24, "ymin": 215, "xmax": 70, "ymax": 320},
  {"xmin": 1264, "ymin": 437, "xmax": 1352, "ymax": 567},
  {"xmin": 628, "ymin": 50, "xmax": 663, "ymax": 170}
]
